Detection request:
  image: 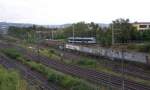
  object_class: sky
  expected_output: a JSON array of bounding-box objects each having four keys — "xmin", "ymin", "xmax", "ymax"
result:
[{"xmin": 0, "ymin": 0, "xmax": 150, "ymax": 25}]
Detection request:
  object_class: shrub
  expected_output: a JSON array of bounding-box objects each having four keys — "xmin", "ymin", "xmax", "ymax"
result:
[
  {"xmin": 77, "ymin": 59, "xmax": 96, "ymax": 67},
  {"xmin": 61, "ymin": 76, "xmax": 79, "ymax": 88},
  {"xmin": 0, "ymin": 66, "xmax": 27, "ymax": 90},
  {"xmin": 48, "ymin": 73, "xmax": 57, "ymax": 82},
  {"xmin": 127, "ymin": 43, "xmax": 150, "ymax": 53},
  {"xmin": 1, "ymin": 48, "xmax": 21, "ymax": 59},
  {"xmin": 138, "ymin": 43, "xmax": 150, "ymax": 53},
  {"xmin": 26, "ymin": 61, "xmax": 96, "ymax": 90},
  {"xmin": 49, "ymin": 49, "xmax": 55, "ymax": 54},
  {"xmin": 127, "ymin": 44, "xmax": 136, "ymax": 50}
]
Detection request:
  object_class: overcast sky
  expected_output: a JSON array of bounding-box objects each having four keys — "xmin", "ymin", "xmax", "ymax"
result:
[{"xmin": 0, "ymin": 0, "xmax": 150, "ymax": 25}]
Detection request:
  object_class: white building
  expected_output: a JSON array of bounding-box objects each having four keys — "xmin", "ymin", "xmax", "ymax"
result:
[
  {"xmin": 133, "ymin": 22, "xmax": 150, "ymax": 31},
  {"xmin": 0, "ymin": 24, "xmax": 8, "ymax": 34}
]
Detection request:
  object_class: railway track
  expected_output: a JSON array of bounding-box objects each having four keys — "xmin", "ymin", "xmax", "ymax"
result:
[
  {"xmin": 0, "ymin": 41, "xmax": 150, "ymax": 90},
  {"xmin": 0, "ymin": 53, "xmax": 60, "ymax": 90},
  {"xmin": 38, "ymin": 42, "xmax": 150, "ymax": 82},
  {"xmin": 19, "ymin": 48, "xmax": 150, "ymax": 90},
  {"xmin": 2, "ymin": 39, "xmax": 150, "ymax": 81},
  {"xmin": 54, "ymin": 48, "xmax": 150, "ymax": 81},
  {"xmin": 113, "ymin": 65, "xmax": 150, "ymax": 81}
]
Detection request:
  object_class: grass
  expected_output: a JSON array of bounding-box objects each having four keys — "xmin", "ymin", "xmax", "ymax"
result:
[
  {"xmin": 1, "ymin": 48, "xmax": 105, "ymax": 90},
  {"xmin": 26, "ymin": 61, "xmax": 99, "ymax": 90},
  {"xmin": 0, "ymin": 65, "xmax": 27, "ymax": 90},
  {"xmin": 76, "ymin": 58, "xmax": 150, "ymax": 86},
  {"xmin": 127, "ymin": 43, "xmax": 150, "ymax": 53},
  {"xmin": 1, "ymin": 37, "xmax": 150, "ymax": 88},
  {"xmin": 76, "ymin": 58, "xmax": 97, "ymax": 68},
  {"xmin": 2, "ymin": 46, "xmax": 150, "ymax": 88},
  {"xmin": 39, "ymin": 48, "xmax": 61, "ymax": 60},
  {"xmin": 25, "ymin": 46, "xmax": 150, "ymax": 87},
  {"xmin": 35, "ymin": 47, "xmax": 150, "ymax": 86}
]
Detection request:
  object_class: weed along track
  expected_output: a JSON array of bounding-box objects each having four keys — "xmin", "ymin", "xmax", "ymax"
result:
[
  {"xmin": 17, "ymin": 47, "xmax": 150, "ymax": 90},
  {"xmin": 0, "ymin": 53, "xmax": 60, "ymax": 90},
  {"xmin": 0, "ymin": 48, "xmax": 101, "ymax": 90},
  {"xmin": 0, "ymin": 42, "xmax": 150, "ymax": 90},
  {"xmin": 40, "ymin": 43, "xmax": 150, "ymax": 82}
]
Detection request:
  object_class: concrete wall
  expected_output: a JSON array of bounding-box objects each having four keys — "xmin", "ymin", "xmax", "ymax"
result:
[{"xmin": 66, "ymin": 44, "xmax": 150, "ymax": 64}]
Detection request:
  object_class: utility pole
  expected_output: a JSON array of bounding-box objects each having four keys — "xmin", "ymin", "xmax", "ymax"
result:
[
  {"xmin": 35, "ymin": 26, "xmax": 40, "ymax": 59},
  {"xmin": 112, "ymin": 24, "xmax": 114, "ymax": 46},
  {"xmin": 72, "ymin": 24, "xmax": 75, "ymax": 43},
  {"xmin": 51, "ymin": 30, "xmax": 54, "ymax": 40},
  {"xmin": 121, "ymin": 48, "xmax": 125, "ymax": 90},
  {"xmin": 111, "ymin": 23, "xmax": 124, "ymax": 90}
]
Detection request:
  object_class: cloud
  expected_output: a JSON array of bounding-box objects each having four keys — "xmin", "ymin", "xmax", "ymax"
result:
[{"xmin": 0, "ymin": 0, "xmax": 150, "ymax": 24}]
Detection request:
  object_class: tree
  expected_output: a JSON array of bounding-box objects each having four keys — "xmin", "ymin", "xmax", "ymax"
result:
[
  {"xmin": 63, "ymin": 22, "xmax": 93, "ymax": 38},
  {"xmin": 88, "ymin": 22, "xmax": 99, "ymax": 37},
  {"xmin": 112, "ymin": 18, "xmax": 137, "ymax": 43},
  {"xmin": 142, "ymin": 30, "xmax": 150, "ymax": 41}
]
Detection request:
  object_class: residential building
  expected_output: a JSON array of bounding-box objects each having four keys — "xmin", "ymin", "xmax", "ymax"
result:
[{"xmin": 133, "ymin": 22, "xmax": 150, "ymax": 31}]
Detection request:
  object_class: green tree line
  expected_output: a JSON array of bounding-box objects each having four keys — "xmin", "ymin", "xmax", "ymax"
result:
[{"xmin": 8, "ymin": 19, "xmax": 150, "ymax": 46}]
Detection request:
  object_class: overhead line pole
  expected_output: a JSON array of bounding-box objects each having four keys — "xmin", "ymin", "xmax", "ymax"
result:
[
  {"xmin": 72, "ymin": 24, "xmax": 75, "ymax": 44},
  {"xmin": 112, "ymin": 24, "xmax": 114, "ymax": 46},
  {"xmin": 122, "ymin": 49, "xmax": 125, "ymax": 90},
  {"xmin": 111, "ymin": 23, "xmax": 124, "ymax": 90},
  {"xmin": 51, "ymin": 30, "xmax": 54, "ymax": 40}
]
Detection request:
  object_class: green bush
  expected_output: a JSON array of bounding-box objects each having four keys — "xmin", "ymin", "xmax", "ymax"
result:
[
  {"xmin": 1, "ymin": 48, "xmax": 21, "ymax": 59},
  {"xmin": 0, "ymin": 66, "xmax": 27, "ymax": 90},
  {"xmin": 138, "ymin": 43, "xmax": 150, "ymax": 53},
  {"xmin": 127, "ymin": 43, "xmax": 150, "ymax": 53},
  {"xmin": 49, "ymin": 49, "xmax": 55, "ymax": 54},
  {"xmin": 77, "ymin": 59, "xmax": 96, "ymax": 68},
  {"xmin": 127, "ymin": 44, "xmax": 137, "ymax": 50},
  {"xmin": 25, "ymin": 61, "xmax": 96, "ymax": 90}
]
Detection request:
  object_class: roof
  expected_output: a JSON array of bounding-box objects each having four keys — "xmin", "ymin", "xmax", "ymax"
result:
[
  {"xmin": 68, "ymin": 37, "xmax": 95, "ymax": 39},
  {"xmin": 133, "ymin": 22, "xmax": 150, "ymax": 24}
]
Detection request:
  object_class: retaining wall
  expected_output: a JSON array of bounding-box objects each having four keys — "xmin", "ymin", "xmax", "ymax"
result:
[{"xmin": 66, "ymin": 44, "xmax": 150, "ymax": 64}]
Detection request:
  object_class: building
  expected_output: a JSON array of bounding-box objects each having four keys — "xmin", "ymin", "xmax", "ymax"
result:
[
  {"xmin": 0, "ymin": 24, "xmax": 8, "ymax": 34},
  {"xmin": 133, "ymin": 22, "xmax": 150, "ymax": 31}
]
